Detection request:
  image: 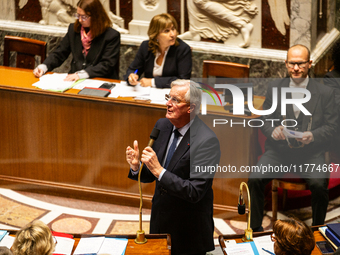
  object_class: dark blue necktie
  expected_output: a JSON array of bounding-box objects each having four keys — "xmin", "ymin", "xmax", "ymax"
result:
[{"xmin": 164, "ymin": 129, "xmax": 181, "ymax": 169}]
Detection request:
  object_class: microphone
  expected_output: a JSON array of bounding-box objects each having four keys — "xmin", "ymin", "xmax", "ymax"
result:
[
  {"xmin": 238, "ymin": 193, "xmax": 246, "ymax": 215},
  {"xmin": 147, "ymin": 127, "xmax": 160, "ymax": 147},
  {"xmin": 135, "ymin": 127, "xmax": 160, "ymax": 244}
]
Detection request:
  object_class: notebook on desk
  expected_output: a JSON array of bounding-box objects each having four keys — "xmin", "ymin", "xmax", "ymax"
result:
[
  {"xmin": 78, "ymin": 87, "xmax": 111, "ymax": 97},
  {"xmin": 327, "ymin": 223, "xmax": 340, "ymax": 240}
]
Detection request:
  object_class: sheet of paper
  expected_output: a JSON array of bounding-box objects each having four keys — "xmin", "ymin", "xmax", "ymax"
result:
[
  {"xmin": 0, "ymin": 234, "xmax": 15, "ymax": 248},
  {"xmin": 33, "ymin": 73, "xmax": 75, "ymax": 92},
  {"xmin": 283, "ymin": 127, "xmax": 304, "ymax": 138},
  {"xmin": 72, "ymin": 79, "xmax": 105, "ymax": 90},
  {"xmin": 116, "ymin": 84, "xmax": 151, "ymax": 98},
  {"xmin": 225, "ymin": 242, "xmax": 255, "ymax": 255},
  {"xmin": 0, "ymin": 230, "xmax": 7, "ymax": 241},
  {"xmin": 253, "ymin": 235, "xmax": 275, "ymax": 255},
  {"xmin": 224, "ymin": 239, "xmax": 237, "ymax": 247},
  {"xmin": 149, "ymin": 87, "xmax": 170, "ymax": 104},
  {"xmin": 98, "ymin": 238, "xmax": 128, "ymax": 255},
  {"xmin": 73, "ymin": 236, "xmax": 105, "ymax": 255},
  {"xmin": 53, "ymin": 236, "xmax": 75, "ymax": 255},
  {"xmin": 108, "ymin": 83, "xmax": 124, "ymax": 98}
]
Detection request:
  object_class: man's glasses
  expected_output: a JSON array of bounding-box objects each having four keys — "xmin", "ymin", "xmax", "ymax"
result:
[
  {"xmin": 287, "ymin": 60, "xmax": 309, "ymax": 68},
  {"xmin": 74, "ymin": 13, "xmax": 90, "ymax": 21},
  {"xmin": 165, "ymin": 94, "xmax": 188, "ymax": 105}
]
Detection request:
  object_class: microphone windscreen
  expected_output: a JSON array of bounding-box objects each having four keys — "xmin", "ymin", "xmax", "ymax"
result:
[
  {"xmin": 238, "ymin": 204, "xmax": 246, "ymax": 215},
  {"xmin": 150, "ymin": 128, "xmax": 160, "ymax": 140}
]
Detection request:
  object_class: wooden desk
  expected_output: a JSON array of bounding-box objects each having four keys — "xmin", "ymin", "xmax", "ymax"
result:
[
  {"xmin": 7, "ymin": 230, "xmax": 171, "ymax": 255},
  {"xmin": 0, "ymin": 66, "xmax": 264, "ymax": 217},
  {"xmin": 218, "ymin": 228, "xmax": 327, "ymax": 255}
]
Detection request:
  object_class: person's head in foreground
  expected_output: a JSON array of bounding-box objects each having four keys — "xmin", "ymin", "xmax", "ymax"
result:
[
  {"xmin": 272, "ymin": 218, "xmax": 315, "ymax": 255},
  {"xmin": 12, "ymin": 220, "xmax": 55, "ymax": 255},
  {"xmin": 166, "ymin": 79, "xmax": 201, "ymax": 128},
  {"xmin": 0, "ymin": 246, "xmax": 13, "ymax": 255}
]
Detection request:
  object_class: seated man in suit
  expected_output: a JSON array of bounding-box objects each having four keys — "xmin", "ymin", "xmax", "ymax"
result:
[
  {"xmin": 248, "ymin": 44, "xmax": 338, "ymax": 232},
  {"xmin": 126, "ymin": 79, "xmax": 221, "ymax": 255}
]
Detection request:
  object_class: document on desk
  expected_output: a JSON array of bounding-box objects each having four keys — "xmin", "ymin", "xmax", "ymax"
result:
[
  {"xmin": 107, "ymin": 82, "xmax": 170, "ymax": 104},
  {"xmin": 108, "ymin": 82, "xmax": 150, "ymax": 98},
  {"xmin": 72, "ymin": 79, "xmax": 106, "ymax": 90},
  {"xmin": 0, "ymin": 234, "xmax": 15, "ymax": 248},
  {"xmin": 53, "ymin": 236, "xmax": 75, "ymax": 255},
  {"xmin": 224, "ymin": 242, "xmax": 259, "ymax": 255},
  {"xmin": 149, "ymin": 87, "xmax": 170, "ymax": 104},
  {"xmin": 33, "ymin": 73, "xmax": 76, "ymax": 92},
  {"xmin": 282, "ymin": 127, "xmax": 304, "ymax": 139},
  {"xmin": 97, "ymin": 237, "xmax": 128, "ymax": 255},
  {"xmin": 73, "ymin": 236, "xmax": 105, "ymax": 255},
  {"xmin": 253, "ymin": 235, "xmax": 275, "ymax": 255}
]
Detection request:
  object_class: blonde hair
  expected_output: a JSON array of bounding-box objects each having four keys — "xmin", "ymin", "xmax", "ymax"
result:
[
  {"xmin": 147, "ymin": 13, "xmax": 179, "ymax": 55},
  {"xmin": 12, "ymin": 220, "xmax": 55, "ymax": 255}
]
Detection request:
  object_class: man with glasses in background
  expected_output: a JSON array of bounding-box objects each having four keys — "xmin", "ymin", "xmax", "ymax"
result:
[
  {"xmin": 248, "ymin": 44, "xmax": 338, "ymax": 232},
  {"xmin": 126, "ymin": 79, "xmax": 220, "ymax": 255}
]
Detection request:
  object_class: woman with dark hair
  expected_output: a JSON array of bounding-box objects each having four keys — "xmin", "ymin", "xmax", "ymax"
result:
[
  {"xmin": 272, "ymin": 218, "xmax": 315, "ymax": 255},
  {"xmin": 124, "ymin": 13, "xmax": 192, "ymax": 88},
  {"xmin": 33, "ymin": 0, "xmax": 120, "ymax": 81}
]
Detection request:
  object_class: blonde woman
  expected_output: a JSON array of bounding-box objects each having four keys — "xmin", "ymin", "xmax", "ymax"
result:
[
  {"xmin": 125, "ymin": 13, "xmax": 192, "ymax": 88},
  {"xmin": 12, "ymin": 220, "xmax": 55, "ymax": 255}
]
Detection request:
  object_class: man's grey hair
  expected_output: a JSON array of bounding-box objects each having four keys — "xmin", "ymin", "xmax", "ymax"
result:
[{"xmin": 171, "ymin": 79, "xmax": 202, "ymax": 115}]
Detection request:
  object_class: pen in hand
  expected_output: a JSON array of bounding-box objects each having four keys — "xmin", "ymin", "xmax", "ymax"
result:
[
  {"xmin": 262, "ymin": 248, "xmax": 275, "ymax": 255},
  {"xmin": 129, "ymin": 69, "xmax": 139, "ymax": 86}
]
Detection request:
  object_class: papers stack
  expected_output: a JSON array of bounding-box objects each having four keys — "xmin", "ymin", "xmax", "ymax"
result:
[
  {"xmin": 109, "ymin": 81, "xmax": 170, "ymax": 104},
  {"xmin": 33, "ymin": 75, "xmax": 170, "ymax": 104},
  {"xmin": 73, "ymin": 236, "xmax": 128, "ymax": 255},
  {"xmin": 224, "ymin": 235, "xmax": 275, "ymax": 255},
  {"xmin": 33, "ymin": 73, "xmax": 76, "ymax": 92}
]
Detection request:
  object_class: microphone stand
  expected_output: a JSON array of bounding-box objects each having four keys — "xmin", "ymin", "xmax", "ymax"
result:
[
  {"xmin": 239, "ymin": 182, "xmax": 253, "ymax": 242},
  {"xmin": 135, "ymin": 161, "xmax": 147, "ymax": 244},
  {"xmin": 134, "ymin": 127, "xmax": 159, "ymax": 244}
]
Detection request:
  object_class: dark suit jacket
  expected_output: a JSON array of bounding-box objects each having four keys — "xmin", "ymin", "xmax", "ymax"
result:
[
  {"xmin": 261, "ymin": 78, "xmax": 338, "ymax": 157},
  {"xmin": 124, "ymin": 38, "xmax": 192, "ymax": 88},
  {"xmin": 128, "ymin": 117, "xmax": 220, "ymax": 254},
  {"xmin": 43, "ymin": 23, "xmax": 120, "ymax": 79},
  {"xmin": 324, "ymin": 69, "xmax": 340, "ymax": 108},
  {"xmin": 324, "ymin": 69, "xmax": 340, "ymax": 152}
]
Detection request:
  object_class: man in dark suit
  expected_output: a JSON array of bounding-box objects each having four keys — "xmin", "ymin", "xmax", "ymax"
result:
[
  {"xmin": 324, "ymin": 40, "xmax": 340, "ymax": 156},
  {"xmin": 126, "ymin": 79, "xmax": 221, "ymax": 255},
  {"xmin": 248, "ymin": 44, "xmax": 338, "ymax": 232}
]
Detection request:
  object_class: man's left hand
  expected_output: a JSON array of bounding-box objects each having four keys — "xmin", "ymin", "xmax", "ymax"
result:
[
  {"xmin": 296, "ymin": 131, "xmax": 314, "ymax": 145},
  {"xmin": 141, "ymin": 146, "xmax": 163, "ymax": 178}
]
